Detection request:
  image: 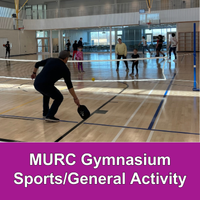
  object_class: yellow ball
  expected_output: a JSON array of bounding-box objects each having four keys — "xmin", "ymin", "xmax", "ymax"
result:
[{"xmin": 92, "ymin": 78, "xmax": 95, "ymax": 82}]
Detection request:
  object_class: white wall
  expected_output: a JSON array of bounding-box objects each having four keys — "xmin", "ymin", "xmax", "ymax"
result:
[
  {"xmin": 23, "ymin": 8, "xmax": 199, "ymax": 30},
  {"xmin": 0, "ymin": 29, "xmax": 36, "ymax": 56},
  {"xmin": 0, "ymin": 17, "xmax": 14, "ymax": 29},
  {"xmin": 0, "ymin": 38, "xmax": 7, "ymax": 57}
]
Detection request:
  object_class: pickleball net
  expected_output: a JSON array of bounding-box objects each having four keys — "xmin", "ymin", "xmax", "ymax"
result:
[{"xmin": 0, "ymin": 56, "xmax": 167, "ymax": 83}]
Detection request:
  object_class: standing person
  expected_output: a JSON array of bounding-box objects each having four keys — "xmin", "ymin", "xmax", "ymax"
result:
[
  {"xmin": 76, "ymin": 46, "xmax": 84, "ymax": 73},
  {"xmin": 168, "ymin": 33, "xmax": 178, "ymax": 62},
  {"xmin": 31, "ymin": 51, "xmax": 80, "ymax": 122},
  {"xmin": 78, "ymin": 38, "xmax": 83, "ymax": 48},
  {"xmin": 5, "ymin": 41, "xmax": 10, "ymax": 58},
  {"xmin": 72, "ymin": 40, "xmax": 78, "ymax": 60},
  {"xmin": 130, "ymin": 49, "xmax": 140, "ymax": 77},
  {"xmin": 66, "ymin": 39, "xmax": 71, "ymax": 51},
  {"xmin": 115, "ymin": 38, "xmax": 129, "ymax": 72},
  {"xmin": 156, "ymin": 35, "xmax": 165, "ymax": 57},
  {"xmin": 139, "ymin": 36, "xmax": 152, "ymax": 55}
]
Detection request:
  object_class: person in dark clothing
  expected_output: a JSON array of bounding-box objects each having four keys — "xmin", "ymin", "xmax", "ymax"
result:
[
  {"xmin": 156, "ymin": 35, "xmax": 165, "ymax": 57},
  {"xmin": 5, "ymin": 41, "xmax": 10, "ymax": 58},
  {"xmin": 78, "ymin": 38, "xmax": 83, "ymax": 48},
  {"xmin": 130, "ymin": 49, "xmax": 139, "ymax": 76},
  {"xmin": 66, "ymin": 39, "xmax": 71, "ymax": 51},
  {"xmin": 31, "ymin": 51, "xmax": 80, "ymax": 122},
  {"xmin": 66, "ymin": 39, "xmax": 72, "ymax": 57},
  {"xmin": 72, "ymin": 40, "xmax": 78, "ymax": 60}
]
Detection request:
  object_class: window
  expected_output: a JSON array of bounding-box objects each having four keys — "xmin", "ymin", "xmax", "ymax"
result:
[
  {"xmin": 36, "ymin": 31, "xmax": 49, "ymax": 38},
  {"xmin": 145, "ymin": 29, "xmax": 152, "ymax": 34},
  {"xmin": 117, "ymin": 30, "xmax": 122, "ymax": 35}
]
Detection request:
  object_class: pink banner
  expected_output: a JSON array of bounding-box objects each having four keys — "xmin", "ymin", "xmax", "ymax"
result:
[{"xmin": 0, "ymin": 143, "xmax": 199, "ymax": 200}]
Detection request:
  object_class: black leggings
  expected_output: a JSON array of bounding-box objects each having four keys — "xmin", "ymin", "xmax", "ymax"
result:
[
  {"xmin": 132, "ymin": 62, "xmax": 138, "ymax": 74},
  {"xmin": 5, "ymin": 50, "xmax": 10, "ymax": 58},
  {"xmin": 169, "ymin": 47, "xmax": 177, "ymax": 59},
  {"xmin": 117, "ymin": 55, "xmax": 129, "ymax": 70},
  {"xmin": 34, "ymin": 83, "xmax": 63, "ymax": 118}
]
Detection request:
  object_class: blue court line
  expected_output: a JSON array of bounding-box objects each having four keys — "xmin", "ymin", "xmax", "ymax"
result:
[
  {"xmin": 84, "ymin": 122, "xmax": 200, "ymax": 136},
  {"xmin": 148, "ymin": 73, "xmax": 176, "ymax": 130},
  {"xmin": 0, "ymin": 115, "xmax": 78, "ymax": 124}
]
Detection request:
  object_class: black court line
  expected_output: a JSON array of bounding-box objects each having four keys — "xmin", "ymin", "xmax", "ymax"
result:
[
  {"xmin": 83, "ymin": 122, "xmax": 200, "ymax": 136},
  {"xmin": 54, "ymin": 82, "xmax": 129, "ymax": 142},
  {"xmin": 0, "ymin": 138, "xmax": 22, "ymax": 142},
  {"xmin": 0, "ymin": 115, "xmax": 78, "ymax": 124}
]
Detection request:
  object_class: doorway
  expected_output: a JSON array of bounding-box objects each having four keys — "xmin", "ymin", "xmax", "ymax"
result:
[
  {"xmin": 145, "ymin": 34, "xmax": 153, "ymax": 44},
  {"xmin": 37, "ymin": 38, "xmax": 49, "ymax": 53}
]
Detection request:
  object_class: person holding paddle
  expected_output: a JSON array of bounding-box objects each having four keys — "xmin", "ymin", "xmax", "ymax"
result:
[{"xmin": 31, "ymin": 51, "xmax": 80, "ymax": 122}]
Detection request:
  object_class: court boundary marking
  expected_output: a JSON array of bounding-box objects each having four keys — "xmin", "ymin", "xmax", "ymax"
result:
[
  {"xmin": 54, "ymin": 82, "xmax": 129, "ymax": 142},
  {"xmin": 148, "ymin": 73, "xmax": 176, "ymax": 130},
  {"xmin": 0, "ymin": 115, "xmax": 78, "ymax": 124},
  {"xmin": 112, "ymin": 81, "xmax": 160, "ymax": 142},
  {"xmin": 0, "ymin": 122, "xmax": 199, "ymax": 143},
  {"xmin": 83, "ymin": 122, "xmax": 200, "ymax": 136}
]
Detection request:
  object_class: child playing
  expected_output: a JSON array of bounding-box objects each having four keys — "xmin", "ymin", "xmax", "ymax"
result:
[
  {"xmin": 139, "ymin": 36, "xmax": 152, "ymax": 55},
  {"xmin": 130, "ymin": 49, "xmax": 139, "ymax": 76},
  {"xmin": 76, "ymin": 47, "xmax": 84, "ymax": 73}
]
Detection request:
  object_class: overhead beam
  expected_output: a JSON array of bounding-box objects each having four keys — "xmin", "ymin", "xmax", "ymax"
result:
[{"xmin": 19, "ymin": 0, "xmax": 29, "ymax": 12}]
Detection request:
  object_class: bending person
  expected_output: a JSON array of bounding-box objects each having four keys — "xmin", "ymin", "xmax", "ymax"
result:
[{"xmin": 31, "ymin": 51, "xmax": 80, "ymax": 122}]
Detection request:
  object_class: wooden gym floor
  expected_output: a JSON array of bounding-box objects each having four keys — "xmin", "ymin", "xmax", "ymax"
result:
[{"xmin": 0, "ymin": 52, "xmax": 199, "ymax": 142}]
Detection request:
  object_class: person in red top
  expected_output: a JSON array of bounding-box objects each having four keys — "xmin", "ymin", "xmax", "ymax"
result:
[{"xmin": 72, "ymin": 40, "xmax": 78, "ymax": 60}]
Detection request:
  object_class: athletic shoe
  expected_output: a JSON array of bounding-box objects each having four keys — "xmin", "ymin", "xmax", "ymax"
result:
[
  {"xmin": 43, "ymin": 116, "xmax": 46, "ymax": 119},
  {"xmin": 163, "ymin": 54, "xmax": 166, "ymax": 57},
  {"xmin": 126, "ymin": 69, "xmax": 129, "ymax": 72},
  {"xmin": 116, "ymin": 69, "xmax": 119, "ymax": 72},
  {"xmin": 135, "ymin": 74, "xmax": 139, "ymax": 76},
  {"xmin": 173, "ymin": 59, "xmax": 177, "ymax": 62},
  {"xmin": 155, "ymin": 55, "xmax": 159, "ymax": 57},
  {"xmin": 129, "ymin": 73, "xmax": 134, "ymax": 76},
  {"xmin": 45, "ymin": 117, "xmax": 60, "ymax": 122},
  {"xmin": 81, "ymin": 70, "xmax": 85, "ymax": 72}
]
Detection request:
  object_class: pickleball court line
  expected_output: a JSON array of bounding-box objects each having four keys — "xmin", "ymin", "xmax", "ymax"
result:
[
  {"xmin": 146, "ymin": 73, "xmax": 176, "ymax": 142},
  {"xmin": 111, "ymin": 81, "xmax": 160, "ymax": 142},
  {"xmin": 54, "ymin": 82, "xmax": 129, "ymax": 142},
  {"xmin": 0, "ymin": 114, "xmax": 78, "ymax": 124},
  {"xmin": 83, "ymin": 122, "xmax": 200, "ymax": 136}
]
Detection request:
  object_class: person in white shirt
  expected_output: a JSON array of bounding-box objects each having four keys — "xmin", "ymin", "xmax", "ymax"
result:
[
  {"xmin": 139, "ymin": 36, "xmax": 152, "ymax": 55},
  {"xmin": 168, "ymin": 33, "xmax": 178, "ymax": 62}
]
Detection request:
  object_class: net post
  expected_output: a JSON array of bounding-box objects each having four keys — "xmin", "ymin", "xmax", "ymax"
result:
[
  {"xmin": 193, "ymin": 23, "xmax": 200, "ymax": 91},
  {"xmin": 110, "ymin": 26, "xmax": 112, "ymax": 59}
]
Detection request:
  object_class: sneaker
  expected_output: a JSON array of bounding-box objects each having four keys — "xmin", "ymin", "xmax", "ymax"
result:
[
  {"xmin": 155, "ymin": 55, "xmax": 159, "ymax": 57},
  {"xmin": 116, "ymin": 69, "xmax": 119, "ymax": 72},
  {"xmin": 43, "ymin": 116, "xmax": 46, "ymax": 119},
  {"xmin": 135, "ymin": 74, "xmax": 139, "ymax": 76},
  {"xmin": 126, "ymin": 69, "xmax": 129, "ymax": 72},
  {"xmin": 129, "ymin": 73, "xmax": 134, "ymax": 76},
  {"xmin": 45, "ymin": 117, "xmax": 60, "ymax": 122},
  {"xmin": 173, "ymin": 59, "xmax": 177, "ymax": 62},
  {"xmin": 163, "ymin": 54, "xmax": 166, "ymax": 57},
  {"xmin": 81, "ymin": 70, "xmax": 85, "ymax": 72},
  {"xmin": 168, "ymin": 57, "xmax": 171, "ymax": 60}
]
